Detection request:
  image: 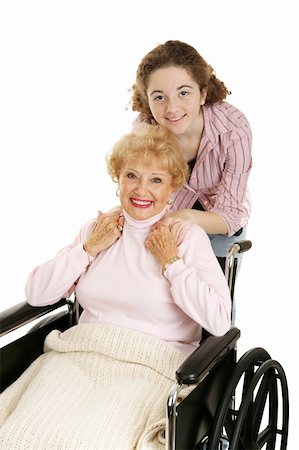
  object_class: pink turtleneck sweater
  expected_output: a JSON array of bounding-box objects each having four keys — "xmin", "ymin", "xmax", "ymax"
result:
[{"xmin": 26, "ymin": 209, "xmax": 231, "ymax": 355}]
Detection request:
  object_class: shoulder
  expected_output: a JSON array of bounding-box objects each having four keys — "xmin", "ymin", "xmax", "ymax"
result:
[
  {"xmin": 178, "ymin": 224, "xmax": 220, "ymax": 266},
  {"xmin": 180, "ymin": 224, "xmax": 211, "ymax": 247},
  {"xmin": 204, "ymin": 101, "xmax": 251, "ymax": 136}
]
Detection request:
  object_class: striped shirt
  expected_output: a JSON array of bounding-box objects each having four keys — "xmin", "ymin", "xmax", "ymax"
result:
[{"xmin": 171, "ymin": 102, "xmax": 252, "ymax": 237}]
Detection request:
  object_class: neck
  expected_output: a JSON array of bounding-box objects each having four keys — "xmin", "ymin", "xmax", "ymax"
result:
[
  {"xmin": 123, "ymin": 207, "xmax": 168, "ymax": 230},
  {"xmin": 175, "ymin": 109, "xmax": 205, "ymax": 162}
]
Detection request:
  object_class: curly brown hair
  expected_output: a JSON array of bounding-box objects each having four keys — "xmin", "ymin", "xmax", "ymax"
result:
[
  {"xmin": 131, "ymin": 40, "xmax": 231, "ymax": 121},
  {"xmin": 106, "ymin": 123, "xmax": 189, "ymax": 190}
]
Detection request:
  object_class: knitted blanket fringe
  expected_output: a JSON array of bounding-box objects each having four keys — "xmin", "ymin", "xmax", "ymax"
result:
[{"xmin": 0, "ymin": 323, "xmax": 187, "ymax": 450}]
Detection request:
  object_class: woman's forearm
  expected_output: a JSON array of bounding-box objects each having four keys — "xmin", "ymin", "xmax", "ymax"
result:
[
  {"xmin": 163, "ymin": 226, "xmax": 232, "ymax": 336},
  {"xmin": 25, "ymin": 244, "xmax": 91, "ymax": 307}
]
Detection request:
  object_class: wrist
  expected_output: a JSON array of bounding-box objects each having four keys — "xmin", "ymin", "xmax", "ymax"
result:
[
  {"xmin": 83, "ymin": 242, "xmax": 97, "ymax": 258},
  {"xmin": 162, "ymin": 256, "xmax": 182, "ymax": 274}
]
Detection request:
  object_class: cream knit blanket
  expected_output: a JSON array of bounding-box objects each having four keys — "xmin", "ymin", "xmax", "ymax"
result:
[{"xmin": 0, "ymin": 323, "xmax": 187, "ymax": 450}]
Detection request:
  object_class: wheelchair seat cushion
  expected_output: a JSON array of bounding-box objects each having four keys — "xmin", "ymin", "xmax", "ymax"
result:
[{"xmin": 0, "ymin": 323, "xmax": 186, "ymax": 450}]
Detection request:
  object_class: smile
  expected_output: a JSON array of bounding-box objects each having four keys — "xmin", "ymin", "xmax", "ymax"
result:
[
  {"xmin": 130, "ymin": 198, "xmax": 153, "ymax": 208},
  {"xmin": 166, "ymin": 114, "xmax": 186, "ymax": 122}
]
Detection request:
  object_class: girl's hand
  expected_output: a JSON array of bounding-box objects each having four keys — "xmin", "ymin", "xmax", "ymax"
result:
[
  {"xmin": 154, "ymin": 210, "xmax": 193, "ymax": 245},
  {"xmin": 159, "ymin": 208, "xmax": 228, "ymax": 235},
  {"xmin": 145, "ymin": 223, "xmax": 179, "ymax": 268},
  {"xmin": 84, "ymin": 212, "xmax": 124, "ymax": 257}
]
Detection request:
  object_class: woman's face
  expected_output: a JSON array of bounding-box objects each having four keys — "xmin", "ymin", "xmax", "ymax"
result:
[
  {"xmin": 146, "ymin": 66, "xmax": 207, "ymax": 137},
  {"xmin": 118, "ymin": 157, "xmax": 174, "ymax": 220}
]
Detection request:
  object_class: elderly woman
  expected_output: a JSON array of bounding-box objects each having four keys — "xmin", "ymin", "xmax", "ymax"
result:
[{"xmin": 0, "ymin": 124, "xmax": 231, "ymax": 450}]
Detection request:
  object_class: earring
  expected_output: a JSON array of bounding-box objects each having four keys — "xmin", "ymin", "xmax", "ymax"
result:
[
  {"xmin": 167, "ymin": 198, "xmax": 173, "ymax": 205},
  {"xmin": 116, "ymin": 188, "xmax": 120, "ymax": 197}
]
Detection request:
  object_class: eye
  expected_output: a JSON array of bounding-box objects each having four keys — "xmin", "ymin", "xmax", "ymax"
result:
[
  {"xmin": 152, "ymin": 177, "xmax": 162, "ymax": 183},
  {"xmin": 179, "ymin": 90, "xmax": 189, "ymax": 97},
  {"xmin": 127, "ymin": 172, "xmax": 137, "ymax": 179},
  {"xmin": 153, "ymin": 95, "xmax": 164, "ymax": 102}
]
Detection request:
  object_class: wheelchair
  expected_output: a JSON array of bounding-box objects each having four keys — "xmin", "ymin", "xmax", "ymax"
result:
[{"xmin": 0, "ymin": 240, "xmax": 289, "ymax": 450}]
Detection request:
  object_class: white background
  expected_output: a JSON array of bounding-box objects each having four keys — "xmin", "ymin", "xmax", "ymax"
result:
[{"xmin": 1, "ymin": 0, "xmax": 298, "ymax": 447}]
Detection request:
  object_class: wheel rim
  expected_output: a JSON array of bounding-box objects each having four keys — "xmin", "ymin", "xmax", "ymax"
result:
[
  {"xmin": 229, "ymin": 359, "xmax": 289, "ymax": 450},
  {"xmin": 207, "ymin": 348, "xmax": 289, "ymax": 450}
]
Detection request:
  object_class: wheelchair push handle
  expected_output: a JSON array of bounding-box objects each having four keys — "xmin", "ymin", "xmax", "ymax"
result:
[{"xmin": 229, "ymin": 240, "xmax": 252, "ymax": 257}]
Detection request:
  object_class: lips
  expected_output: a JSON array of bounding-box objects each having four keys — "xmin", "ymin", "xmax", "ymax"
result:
[
  {"xmin": 166, "ymin": 114, "xmax": 186, "ymax": 122},
  {"xmin": 130, "ymin": 198, "xmax": 153, "ymax": 208}
]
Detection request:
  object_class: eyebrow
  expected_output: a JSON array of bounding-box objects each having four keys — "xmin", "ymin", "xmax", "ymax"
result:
[
  {"xmin": 149, "ymin": 85, "xmax": 194, "ymax": 96},
  {"xmin": 126, "ymin": 168, "xmax": 166, "ymax": 177}
]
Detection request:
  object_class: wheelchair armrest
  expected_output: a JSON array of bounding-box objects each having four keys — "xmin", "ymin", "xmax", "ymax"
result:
[
  {"xmin": 176, "ymin": 327, "xmax": 240, "ymax": 385},
  {"xmin": 0, "ymin": 299, "xmax": 71, "ymax": 336}
]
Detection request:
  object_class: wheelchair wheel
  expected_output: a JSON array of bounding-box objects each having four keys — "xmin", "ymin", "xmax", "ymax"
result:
[{"xmin": 207, "ymin": 348, "xmax": 289, "ymax": 450}]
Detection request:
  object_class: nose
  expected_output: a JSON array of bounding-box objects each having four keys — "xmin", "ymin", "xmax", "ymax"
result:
[
  {"xmin": 134, "ymin": 179, "xmax": 148, "ymax": 196},
  {"xmin": 165, "ymin": 96, "xmax": 179, "ymax": 114}
]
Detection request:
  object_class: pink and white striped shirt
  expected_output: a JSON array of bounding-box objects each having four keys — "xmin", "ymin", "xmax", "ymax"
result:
[{"xmin": 171, "ymin": 102, "xmax": 252, "ymax": 236}]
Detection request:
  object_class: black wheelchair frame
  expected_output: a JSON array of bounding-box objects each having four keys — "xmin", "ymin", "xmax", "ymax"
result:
[{"xmin": 0, "ymin": 240, "xmax": 289, "ymax": 450}]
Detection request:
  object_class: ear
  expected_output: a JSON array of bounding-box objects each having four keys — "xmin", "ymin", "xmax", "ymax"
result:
[
  {"xmin": 200, "ymin": 89, "xmax": 207, "ymax": 106},
  {"xmin": 167, "ymin": 186, "xmax": 175, "ymax": 201}
]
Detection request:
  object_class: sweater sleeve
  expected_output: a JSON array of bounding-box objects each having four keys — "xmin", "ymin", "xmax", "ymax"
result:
[
  {"xmin": 163, "ymin": 225, "xmax": 231, "ymax": 336},
  {"xmin": 25, "ymin": 219, "xmax": 95, "ymax": 307}
]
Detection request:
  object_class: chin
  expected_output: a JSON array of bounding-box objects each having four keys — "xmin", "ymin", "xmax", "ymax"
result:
[
  {"xmin": 165, "ymin": 123, "xmax": 187, "ymax": 135},
  {"xmin": 129, "ymin": 207, "xmax": 157, "ymax": 220}
]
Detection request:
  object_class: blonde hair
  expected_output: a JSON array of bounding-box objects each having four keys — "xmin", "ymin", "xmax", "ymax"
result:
[{"xmin": 106, "ymin": 123, "xmax": 189, "ymax": 190}]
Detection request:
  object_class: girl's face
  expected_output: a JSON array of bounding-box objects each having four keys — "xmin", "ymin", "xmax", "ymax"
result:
[
  {"xmin": 146, "ymin": 66, "xmax": 207, "ymax": 137},
  {"xmin": 118, "ymin": 157, "xmax": 174, "ymax": 221}
]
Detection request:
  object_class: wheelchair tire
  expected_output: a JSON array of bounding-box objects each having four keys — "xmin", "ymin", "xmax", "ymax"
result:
[{"xmin": 206, "ymin": 347, "xmax": 289, "ymax": 450}]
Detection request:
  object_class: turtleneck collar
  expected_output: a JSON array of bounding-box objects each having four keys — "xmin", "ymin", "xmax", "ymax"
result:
[{"xmin": 123, "ymin": 206, "xmax": 169, "ymax": 231}]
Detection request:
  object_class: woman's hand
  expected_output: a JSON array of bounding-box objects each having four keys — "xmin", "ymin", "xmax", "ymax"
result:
[
  {"xmin": 84, "ymin": 212, "xmax": 124, "ymax": 257},
  {"xmin": 145, "ymin": 223, "xmax": 179, "ymax": 268}
]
